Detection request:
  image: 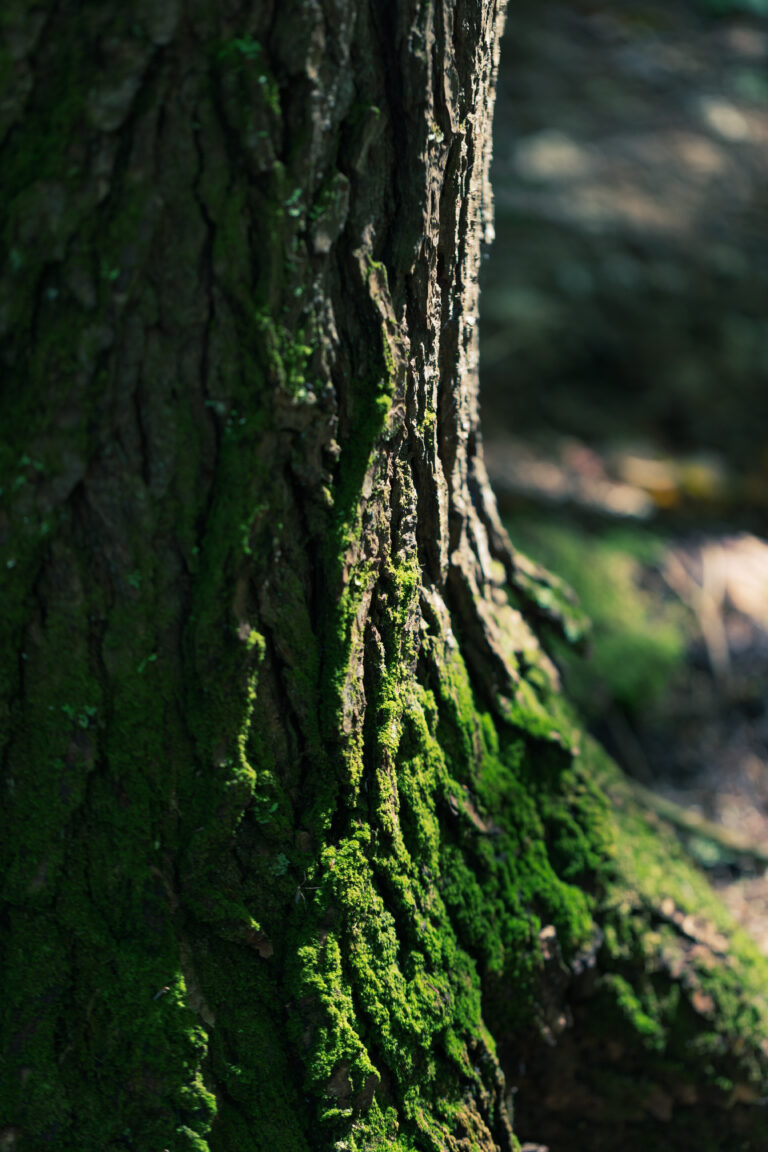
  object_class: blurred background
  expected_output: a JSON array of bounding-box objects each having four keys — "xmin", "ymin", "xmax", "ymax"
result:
[{"xmin": 481, "ymin": 0, "xmax": 768, "ymax": 948}]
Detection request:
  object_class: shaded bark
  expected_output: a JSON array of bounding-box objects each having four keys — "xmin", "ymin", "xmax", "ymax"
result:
[{"xmin": 2, "ymin": 3, "xmax": 768, "ymax": 1152}]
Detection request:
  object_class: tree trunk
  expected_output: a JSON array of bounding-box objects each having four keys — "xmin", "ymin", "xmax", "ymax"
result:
[{"xmin": 2, "ymin": 3, "xmax": 768, "ymax": 1151}]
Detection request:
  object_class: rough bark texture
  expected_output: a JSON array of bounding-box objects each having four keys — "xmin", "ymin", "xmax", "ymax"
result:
[{"xmin": 2, "ymin": 3, "xmax": 768, "ymax": 1151}]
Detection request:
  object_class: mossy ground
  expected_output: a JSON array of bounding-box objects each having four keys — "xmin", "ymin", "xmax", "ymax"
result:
[{"xmin": 504, "ymin": 513, "xmax": 689, "ymax": 723}]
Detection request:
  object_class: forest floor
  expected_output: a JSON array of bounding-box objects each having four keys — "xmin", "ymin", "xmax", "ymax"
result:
[
  {"xmin": 497, "ymin": 468, "xmax": 768, "ymax": 955},
  {"xmin": 483, "ymin": 0, "xmax": 768, "ymax": 467},
  {"xmin": 481, "ymin": 0, "xmax": 768, "ymax": 955}
]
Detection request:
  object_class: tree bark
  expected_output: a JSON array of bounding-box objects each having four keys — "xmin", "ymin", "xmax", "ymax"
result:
[{"xmin": 2, "ymin": 3, "xmax": 768, "ymax": 1151}]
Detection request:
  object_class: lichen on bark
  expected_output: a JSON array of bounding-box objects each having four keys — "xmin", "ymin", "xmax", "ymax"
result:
[{"xmin": 2, "ymin": 2, "xmax": 768, "ymax": 1152}]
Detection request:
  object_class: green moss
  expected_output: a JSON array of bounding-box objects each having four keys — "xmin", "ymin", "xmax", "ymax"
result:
[
  {"xmin": 595, "ymin": 973, "xmax": 667, "ymax": 1049},
  {"xmin": 586, "ymin": 743, "xmax": 768, "ymax": 1101},
  {"xmin": 0, "ymin": 533, "xmax": 218, "ymax": 1148},
  {"xmin": 506, "ymin": 515, "xmax": 687, "ymax": 720},
  {"xmin": 251, "ymin": 309, "xmax": 315, "ymax": 399},
  {"xmin": 215, "ymin": 37, "xmax": 280, "ymax": 116},
  {"xmin": 282, "ymin": 496, "xmax": 618, "ymax": 1149}
]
